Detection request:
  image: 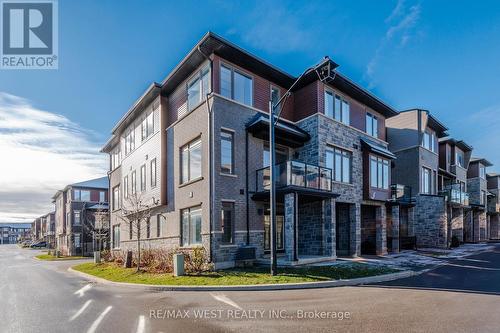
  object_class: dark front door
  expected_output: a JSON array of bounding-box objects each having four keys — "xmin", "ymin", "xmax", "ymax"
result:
[
  {"xmin": 361, "ymin": 205, "xmax": 377, "ymax": 255},
  {"xmin": 336, "ymin": 203, "xmax": 351, "ymax": 256}
]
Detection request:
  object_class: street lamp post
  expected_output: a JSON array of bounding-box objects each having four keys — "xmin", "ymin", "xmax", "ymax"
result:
[{"xmin": 268, "ymin": 57, "xmax": 337, "ymax": 276}]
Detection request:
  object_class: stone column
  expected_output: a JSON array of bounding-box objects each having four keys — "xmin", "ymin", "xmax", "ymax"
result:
[
  {"xmin": 284, "ymin": 193, "xmax": 297, "ymax": 262},
  {"xmin": 473, "ymin": 211, "xmax": 480, "ymax": 243},
  {"xmin": 325, "ymin": 198, "xmax": 336, "ymax": 258},
  {"xmin": 376, "ymin": 206, "xmax": 387, "ymax": 255},
  {"xmin": 391, "ymin": 205, "xmax": 400, "ymax": 253},
  {"xmin": 350, "ymin": 203, "xmax": 361, "ymax": 257}
]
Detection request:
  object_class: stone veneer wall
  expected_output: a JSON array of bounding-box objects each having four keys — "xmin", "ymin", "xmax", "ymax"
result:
[
  {"xmin": 477, "ymin": 211, "xmax": 487, "ymax": 241},
  {"xmin": 414, "ymin": 194, "xmax": 447, "ymax": 248},
  {"xmin": 490, "ymin": 214, "xmax": 500, "ymax": 239},
  {"xmin": 297, "ymin": 200, "xmax": 324, "ymax": 256},
  {"xmin": 450, "ymin": 207, "xmax": 464, "ymax": 243}
]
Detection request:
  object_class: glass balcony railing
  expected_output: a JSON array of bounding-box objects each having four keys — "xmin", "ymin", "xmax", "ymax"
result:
[
  {"xmin": 390, "ymin": 184, "xmax": 413, "ymax": 203},
  {"xmin": 441, "ymin": 184, "xmax": 469, "ymax": 206},
  {"xmin": 256, "ymin": 161, "xmax": 332, "ymax": 193}
]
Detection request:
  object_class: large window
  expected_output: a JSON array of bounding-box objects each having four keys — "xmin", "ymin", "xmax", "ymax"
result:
[
  {"xmin": 112, "ymin": 185, "xmax": 120, "ymax": 210},
  {"xmin": 187, "ymin": 66, "xmax": 210, "ymax": 111},
  {"xmin": 366, "ymin": 113, "xmax": 379, "ymax": 138},
  {"xmin": 111, "ymin": 149, "xmax": 121, "ymax": 170},
  {"xmin": 324, "ymin": 90, "xmax": 349, "ymax": 125},
  {"xmin": 141, "ymin": 111, "xmax": 155, "ymax": 141},
  {"xmin": 181, "ymin": 138, "xmax": 202, "ymax": 183},
  {"xmin": 131, "ymin": 171, "xmax": 136, "ymax": 195},
  {"xmin": 73, "ymin": 189, "xmax": 90, "ymax": 201},
  {"xmin": 220, "ymin": 130, "xmax": 234, "ymax": 174},
  {"xmin": 480, "ymin": 165, "xmax": 486, "ymax": 179},
  {"xmin": 326, "ymin": 147, "xmax": 351, "ymax": 184},
  {"xmin": 181, "ymin": 206, "xmax": 202, "ymax": 246},
  {"xmin": 99, "ymin": 191, "xmax": 106, "ymax": 203},
  {"xmin": 150, "ymin": 158, "xmax": 157, "ymax": 188},
  {"xmin": 421, "ymin": 167, "xmax": 432, "ymax": 194},
  {"xmin": 140, "ymin": 165, "xmax": 146, "ymax": 192},
  {"xmin": 370, "ymin": 156, "xmax": 390, "ymax": 189},
  {"xmin": 220, "ymin": 64, "xmax": 253, "ymax": 106},
  {"xmin": 73, "ymin": 211, "xmax": 81, "ymax": 226},
  {"xmin": 422, "ymin": 130, "xmax": 436, "ymax": 153},
  {"xmin": 456, "ymin": 150, "xmax": 464, "ymax": 167},
  {"xmin": 112, "ymin": 225, "xmax": 120, "ymax": 249},
  {"xmin": 221, "ymin": 202, "xmax": 234, "ymax": 244},
  {"xmin": 125, "ymin": 129, "xmax": 135, "ymax": 155}
]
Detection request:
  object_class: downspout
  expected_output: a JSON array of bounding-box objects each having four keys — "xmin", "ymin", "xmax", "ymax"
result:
[
  {"xmin": 198, "ymin": 46, "xmax": 214, "ymax": 263},
  {"xmin": 245, "ymin": 130, "xmax": 250, "ymax": 245}
]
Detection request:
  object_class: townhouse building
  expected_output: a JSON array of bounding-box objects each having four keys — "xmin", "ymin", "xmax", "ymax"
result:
[
  {"xmin": 53, "ymin": 177, "xmax": 109, "ymax": 256},
  {"xmin": 41, "ymin": 212, "xmax": 56, "ymax": 248},
  {"xmin": 487, "ymin": 173, "xmax": 500, "ymax": 239},
  {"xmin": 32, "ymin": 217, "xmax": 42, "ymax": 241},
  {"xmin": 438, "ymin": 138, "xmax": 473, "ymax": 244},
  {"xmin": 103, "ymin": 32, "xmax": 403, "ymax": 269},
  {"xmin": 0, "ymin": 223, "xmax": 31, "ymax": 244},
  {"xmin": 386, "ymin": 109, "xmax": 449, "ymax": 248},
  {"xmin": 465, "ymin": 158, "xmax": 493, "ymax": 242}
]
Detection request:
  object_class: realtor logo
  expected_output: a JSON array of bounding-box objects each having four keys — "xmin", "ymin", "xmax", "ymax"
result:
[{"xmin": 1, "ymin": 0, "xmax": 58, "ymax": 69}]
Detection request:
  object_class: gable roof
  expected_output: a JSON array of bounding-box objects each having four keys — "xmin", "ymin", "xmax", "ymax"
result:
[
  {"xmin": 70, "ymin": 176, "xmax": 108, "ymax": 189},
  {"xmin": 470, "ymin": 157, "xmax": 493, "ymax": 167}
]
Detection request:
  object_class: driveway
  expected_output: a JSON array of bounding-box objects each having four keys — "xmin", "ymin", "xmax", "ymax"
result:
[{"xmin": 1, "ymin": 243, "xmax": 500, "ymax": 333}]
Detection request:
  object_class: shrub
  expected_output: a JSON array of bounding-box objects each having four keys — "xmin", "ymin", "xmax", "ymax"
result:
[
  {"xmin": 113, "ymin": 251, "xmax": 125, "ymax": 265},
  {"xmin": 183, "ymin": 246, "xmax": 213, "ymax": 274},
  {"xmin": 101, "ymin": 250, "xmax": 112, "ymax": 262}
]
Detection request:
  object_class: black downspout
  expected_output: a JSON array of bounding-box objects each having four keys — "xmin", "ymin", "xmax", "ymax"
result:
[{"xmin": 245, "ymin": 130, "xmax": 250, "ymax": 245}]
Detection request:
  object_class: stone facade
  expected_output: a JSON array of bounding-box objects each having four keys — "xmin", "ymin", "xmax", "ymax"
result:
[
  {"xmin": 490, "ymin": 214, "xmax": 500, "ymax": 239},
  {"xmin": 414, "ymin": 195, "xmax": 447, "ymax": 248},
  {"xmin": 450, "ymin": 207, "xmax": 464, "ymax": 243}
]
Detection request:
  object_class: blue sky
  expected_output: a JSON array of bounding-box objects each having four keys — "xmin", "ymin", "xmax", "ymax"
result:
[{"xmin": 1, "ymin": 0, "xmax": 499, "ymax": 221}]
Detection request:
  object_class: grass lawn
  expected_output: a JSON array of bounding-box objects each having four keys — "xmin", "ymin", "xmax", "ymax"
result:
[
  {"xmin": 72, "ymin": 262, "xmax": 399, "ymax": 286},
  {"xmin": 36, "ymin": 254, "xmax": 88, "ymax": 261}
]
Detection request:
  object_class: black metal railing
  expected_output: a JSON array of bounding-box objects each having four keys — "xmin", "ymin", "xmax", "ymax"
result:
[
  {"xmin": 390, "ymin": 184, "xmax": 413, "ymax": 203},
  {"xmin": 256, "ymin": 161, "xmax": 332, "ymax": 193}
]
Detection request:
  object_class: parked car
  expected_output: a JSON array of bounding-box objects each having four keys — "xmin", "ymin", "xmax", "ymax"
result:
[{"xmin": 30, "ymin": 241, "xmax": 47, "ymax": 248}]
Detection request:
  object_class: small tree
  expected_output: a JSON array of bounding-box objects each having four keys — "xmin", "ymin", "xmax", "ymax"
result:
[
  {"xmin": 82, "ymin": 203, "xmax": 110, "ymax": 255},
  {"xmin": 118, "ymin": 192, "xmax": 158, "ymax": 272}
]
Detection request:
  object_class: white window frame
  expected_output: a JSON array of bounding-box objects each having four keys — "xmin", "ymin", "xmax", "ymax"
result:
[
  {"xmin": 140, "ymin": 164, "xmax": 146, "ymax": 192},
  {"xmin": 187, "ymin": 65, "xmax": 211, "ymax": 111}
]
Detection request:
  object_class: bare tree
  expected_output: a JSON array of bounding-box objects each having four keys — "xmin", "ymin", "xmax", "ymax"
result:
[
  {"xmin": 118, "ymin": 192, "xmax": 158, "ymax": 272},
  {"xmin": 82, "ymin": 203, "xmax": 110, "ymax": 256}
]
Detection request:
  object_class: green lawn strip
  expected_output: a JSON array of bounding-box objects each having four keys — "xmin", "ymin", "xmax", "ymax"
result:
[
  {"xmin": 36, "ymin": 254, "xmax": 88, "ymax": 261},
  {"xmin": 72, "ymin": 262, "xmax": 398, "ymax": 286}
]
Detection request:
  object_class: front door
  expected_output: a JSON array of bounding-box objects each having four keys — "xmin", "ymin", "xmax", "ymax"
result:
[
  {"xmin": 336, "ymin": 203, "xmax": 351, "ymax": 256},
  {"xmin": 264, "ymin": 204, "xmax": 285, "ymax": 252}
]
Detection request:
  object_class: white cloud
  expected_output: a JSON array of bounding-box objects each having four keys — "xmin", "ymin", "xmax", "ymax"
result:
[
  {"xmin": 365, "ymin": 2, "xmax": 421, "ymax": 88},
  {"xmin": 0, "ymin": 92, "xmax": 107, "ymax": 223}
]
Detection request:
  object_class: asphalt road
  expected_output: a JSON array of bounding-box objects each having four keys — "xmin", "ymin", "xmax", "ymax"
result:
[{"xmin": 1, "ymin": 244, "xmax": 500, "ymax": 333}]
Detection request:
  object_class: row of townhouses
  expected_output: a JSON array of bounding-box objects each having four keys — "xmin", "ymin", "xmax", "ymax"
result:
[
  {"xmin": 96, "ymin": 32, "xmax": 499, "ymax": 269},
  {"xmin": 0, "ymin": 223, "xmax": 31, "ymax": 244},
  {"xmin": 31, "ymin": 177, "xmax": 109, "ymax": 256},
  {"xmin": 25, "ymin": 33, "xmax": 498, "ymax": 265}
]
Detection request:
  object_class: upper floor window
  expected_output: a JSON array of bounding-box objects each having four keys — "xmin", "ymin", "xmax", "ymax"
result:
[
  {"xmin": 112, "ymin": 186, "xmax": 120, "ymax": 210},
  {"xmin": 140, "ymin": 165, "xmax": 146, "ymax": 192},
  {"xmin": 421, "ymin": 167, "xmax": 432, "ymax": 194},
  {"xmin": 124, "ymin": 129, "xmax": 135, "ymax": 155},
  {"xmin": 73, "ymin": 189, "xmax": 90, "ymax": 201},
  {"xmin": 220, "ymin": 130, "xmax": 234, "ymax": 174},
  {"xmin": 326, "ymin": 147, "xmax": 351, "ymax": 184},
  {"xmin": 370, "ymin": 156, "xmax": 389, "ymax": 190},
  {"xmin": 181, "ymin": 138, "xmax": 202, "ymax": 184},
  {"xmin": 366, "ymin": 113, "xmax": 379, "ymax": 138},
  {"xmin": 123, "ymin": 176, "xmax": 129, "ymax": 199},
  {"xmin": 187, "ymin": 66, "xmax": 210, "ymax": 111},
  {"xmin": 324, "ymin": 90, "xmax": 349, "ymax": 125},
  {"xmin": 99, "ymin": 191, "xmax": 106, "ymax": 203},
  {"xmin": 141, "ymin": 111, "xmax": 155, "ymax": 141},
  {"xmin": 422, "ymin": 130, "xmax": 436, "ymax": 153},
  {"xmin": 111, "ymin": 149, "xmax": 121, "ymax": 170},
  {"xmin": 456, "ymin": 151, "xmax": 464, "ymax": 167},
  {"xmin": 480, "ymin": 165, "xmax": 486, "ymax": 179},
  {"xmin": 131, "ymin": 170, "xmax": 137, "ymax": 195},
  {"xmin": 73, "ymin": 211, "xmax": 81, "ymax": 226},
  {"xmin": 220, "ymin": 64, "xmax": 253, "ymax": 107},
  {"xmin": 150, "ymin": 158, "xmax": 157, "ymax": 188}
]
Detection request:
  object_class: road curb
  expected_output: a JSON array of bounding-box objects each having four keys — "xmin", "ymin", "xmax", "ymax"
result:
[{"xmin": 67, "ymin": 267, "xmax": 420, "ymax": 291}]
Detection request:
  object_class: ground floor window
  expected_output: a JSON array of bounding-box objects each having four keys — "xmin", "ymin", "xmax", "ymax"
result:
[
  {"xmin": 112, "ymin": 225, "xmax": 120, "ymax": 249},
  {"xmin": 221, "ymin": 202, "xmax": 234, "ymax": 243},
  {"xmin": 264, "ymin": 205, "xmax": 284, "ymax": 251},
  {"xmin": 181, "ymin": 206, "xmax": 202, "ymax": 246}
]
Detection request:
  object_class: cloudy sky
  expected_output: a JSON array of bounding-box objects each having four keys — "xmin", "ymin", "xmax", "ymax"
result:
[{"xmin": 1, "ymin": 0, "xmax": 499, "ymax": 222}]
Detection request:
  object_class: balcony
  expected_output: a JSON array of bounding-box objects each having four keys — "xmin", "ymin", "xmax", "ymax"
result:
[
  {"xmin": 488, "ymin": 201, "xmax": 500, "ymax": 213},
  {"xmin": 390, "ymin": 184, "xmax": 414, "ymax": 204},
  {"xmin": 256, "ymin": 161, "xmax": 332, "ymax": 193},
  {"xmin": 440, "ymin": 184, "xmax": 469, "ymax": 206}
]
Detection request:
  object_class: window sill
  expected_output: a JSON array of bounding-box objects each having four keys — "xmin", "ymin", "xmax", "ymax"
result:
[
  {"xmin": 332, "ymin": 181, "xmax": 354, "ymax": 187},
  {"xmin": 219, "ymin": 243, "xmax": 237, "ymax": 248},
  {"xmin": 179, "ymin": 177, "xmax": 204, "ymax": 188},
  {"xmin": 220, "ymin": 173, "xmax": 237, "ymax": 178}
]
